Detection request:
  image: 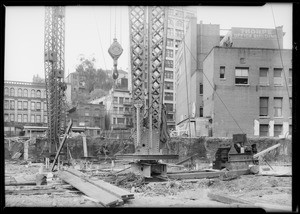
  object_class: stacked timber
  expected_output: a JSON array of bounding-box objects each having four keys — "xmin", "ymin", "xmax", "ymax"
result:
[{"xmin": 57, "ymin": 168, "xmax": 134, "ymax": 207}]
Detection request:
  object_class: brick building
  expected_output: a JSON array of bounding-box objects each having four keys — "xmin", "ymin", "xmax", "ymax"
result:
[
  {"xmin": 4, "ymin": 80, "xmax": 48, "ymax": 136},
  {"xmin": 203, "ymin": 47, "xmax": 292, "ymax": 137},
  {"xmin": 175, "ymin": 17, "xmax": 220, "ymax": 125},
  {"xmin": 90, "ymin": 77, "xmax": 133, "ymax": 130}
]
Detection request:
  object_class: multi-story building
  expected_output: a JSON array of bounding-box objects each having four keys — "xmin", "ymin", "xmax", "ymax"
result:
[
  {"xmin": 175, "ymin": 20, "xmax": 291, "ymax": 137},
  {"xmin": 203, "ymin": 46, "xmax": 292, "ymax": 137},
  {"xmin": 4, "ymin": 80, "xmax": 48, "ymax": 136},
  {"xmin": 67, "ymin": 102, "xmax": 106, "ymax": 135},
  {"xmin": 175, "ymin": 17, "xmax": 220, "ymax": 126},
  {"xmin": 90, "ymin": 77, "xmax": 133, "ymax": 130}
]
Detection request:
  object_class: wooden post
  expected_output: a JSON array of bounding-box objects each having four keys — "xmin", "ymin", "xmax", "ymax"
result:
[{"xmin": 24, "ymin": 140, "xmax": 29, "ymax": 161}]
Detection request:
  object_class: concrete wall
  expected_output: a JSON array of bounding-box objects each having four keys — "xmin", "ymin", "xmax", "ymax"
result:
[{"xmin": 5, "ymin": 136, "xmax": 291, "ymax": 165}]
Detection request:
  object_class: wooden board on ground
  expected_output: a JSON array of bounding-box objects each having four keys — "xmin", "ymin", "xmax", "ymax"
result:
[
  {"xmin": 66, "ymin": 168, "xmax": 134, "ymax": 200},
  {"xmin": 167, "ymin": 169, "xmax": 250, "ymax": 180},
  {"xmin": 57, "ymin": 170, "xmax": 122, "ymax": 207}
]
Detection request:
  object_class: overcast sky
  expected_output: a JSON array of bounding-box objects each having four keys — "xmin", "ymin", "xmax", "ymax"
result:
[{"xmin": 4, "ymin": 3, "xmax": 292, "ymax": 82}]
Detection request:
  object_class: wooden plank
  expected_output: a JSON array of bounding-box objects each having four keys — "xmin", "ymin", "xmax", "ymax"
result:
[
  {"xmin": 51, "ymin": 120, "xmax": 73, "ymax": 171},
  {"xmin": 167, "ymin": 169, "xmax": 250, "ymax": 180},
  {"xmin": 207, "ymin": 192, "xmax": 252, "ymax": 204},
  {"xmin": 175, "ymin": 153, "xmax": 198, "ymax": 165},
  {"xmin": 253, "ymin": 143, "xmax": 281, "ymax": 158},
  {"xmin": 66, "ymin": 168, "xmax": 134, "ymax": 200},
  {"xmin": 57, "ymin": 170, "xmax": 121, "ymax": 207}
]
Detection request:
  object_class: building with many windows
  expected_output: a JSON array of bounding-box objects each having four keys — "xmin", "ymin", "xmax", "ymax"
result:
[
  {"xmin": 203, "ymin": 46, "xmax": 292, "ymax": 137},
  {"xmin": 4, "ymin": 80, "xmax": 48, "ymax": 136},
  {"xmin": 90, "ymin": 77, "xmax": 133, "ymax": 130}
]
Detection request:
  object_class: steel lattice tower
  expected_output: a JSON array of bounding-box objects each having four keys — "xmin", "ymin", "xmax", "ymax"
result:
[
  {"xmin": 129, "ymin": 6, "xmax": 168, "ymax": 154},
  {"xmin": 44, "ymin": 6, "xmax": 66, "ymax": 153}
]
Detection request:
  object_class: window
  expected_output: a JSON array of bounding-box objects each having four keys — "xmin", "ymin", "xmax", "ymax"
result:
[
  {"xmin": 23, "ymin": 114, "xmax": 28, "ymax": 123},
  {"xmin": 259, "ymin": 124, "xmax": 269, "ymax": 137},
  {"xmin": 167, "ymin": 28, "xmax": 174, "ymax": 37},
  {"xmin": 18, "ymin": 114, "xmax": 22, "ymax": 122},
  {"xmin": 235, "ymin": 68, "xmax": 249, "ymax": 84},
  {"xmin": 274, "ymin": 125, "xmax": 282, "ymax": 137},
  {"xmin": 113, "ymin": 96, "xmax": 118, "ymax": 103},
  {"xmin": 119, "ymin": 107, "xmax": 124, "ymax": 112},
  {"xmin": 31, "ymin": 89, "xmax": 35, "ymax": 98},
  {"xmin": 166, "ymin": 49, "xmax": 173, "ymax": 58},
  {"xmin": 125, "ymin": 97, "xmax": 130, "ymax": 103},
  {"xmin": 175, "ymin": 20, "xmax": 183, "ymax": 28},
  {"xmin": 259, "ymin": 68, "xmax": 269, "ymax": 85},
  {"xmin": 36, "ymin": 115, "xmax": 41, "ymax": 123},
  {"xmin": 44, "ymin": 116, "xmax": 47, "ymax": 123},
  {"xmin": 200, "ymin": 107, "xmax": 203, "ymax": 117},
  {"xmin": 23, "ymin": 101, "xmax": 28, "ymax": 110},
  {"xmin": 10, "ymin": 114, "xmax": 15, "ymax": 122},
  {"xmin": 119, "ymin": 97, "xmax": 124, "ymax": 104},
  {"xmin": 175, "ymin": 40, "xmax": 181, "ymax": 48},
  {"xmin": 31, "ymin": 115, "xmax": 35, "ymax": 123},
  {"xmin": 113, "ymin": 107, "xmax": 118, "ymax": 113},
  {"xmin": 44, "ymin": 102, "xmax": 47, "ymax": 111},
  {"xmin": 31, "ymin": 102, "xmax": 35, "ymax": 110},
  {"xmin": 289, "ymin": 98, "xmax": 292, "ymax": 117},
  {"xmin": 175, "ymin": 10, "xmax": 183, "ymax": 17},
  {"xmin": 259, "ymin": 97, "xmax": 269, "ymax": 116},
  {"xmin": 165, "ymin": 71, "xmax": 173, "ymax": 79},
  {"xmin": 165, "ymin": 103, "xmax": 173, "ymax": 112},
  {"xmin": 199, "ymin": 84, "xmax": 203, "ymax": 95},
  {"xmin": 5, "ymin": 87, "xmax": 9, "ymax": 96},
  {"xmin": 23, "ymin": 89, "xmax": 28, "ymax": 97},
  {"xmin": 165, "ymin": 60, "xmax": 173, "ymax": 68},
  {"xmin": 10, "ymin": 100, "xmax": 15, "ymax": 110},
  {"xmin": 17, "ymin": 88, "xmax": 22, "ymax": 97},
  {"xmin": 165, "ymin": 81, "xmax": 174, "ymax": 90},
  {"xmin": 113, "ymin": 118, "xmax": 116, "ymax": 124},
  {"xmin": 167, "ymin": 19, "xmax": 173, "ymax": 27},
  {"xmin": 36, "ymin": 90, "xmax": 41, "ymax": 98},
  {"xmin": 18, "ymin": 101, "xmax": 22, "ymax": 110},
  {"xmin": 165, "ymin": 92, "xmax": 173, "ymax": 101},
  {"xmin": 167, "ymin": 39, "xmax": 174, "ymax": 47},
  {"xmin": 4, "ymin": 100, "xmax": 9, "ymax": 109},
  {"xmin": 175, "ymin": 29, "xmax": 184, "ymax": 38},
  {"xmin": 10, "ymin": 88, "xmax": 15, "ymax": 96},
  {"xmin": 289, "ymin": 69, "xmax": 292, "ymax": 85},
  {"xmin": 274, "ymin": 97, "xmax": 282, "ymax": 117},
  {"xmin": 168, "ymin": 9, "xmax": 174, "ymax": 16},
  {"xmin": 289, "ymin": 125, "xmax": 292, "ymax": 136},
  {"xmin": 220, "ymin": 66, "xmax": 225, "ymax": 79},
  {"xmin": 274, "ymin": 68, "xmax": 282, "ymax": 86},
  {"xmin": 166, "ymin": 114, "xmax": 173, "ymax": 120},
  {"xmin": 117, "ymin": 118, "xmax": 125, "ymax": 124},
  {"xmin": 4, "ymin": 114, "xmax": 9, "ymax": 122}
]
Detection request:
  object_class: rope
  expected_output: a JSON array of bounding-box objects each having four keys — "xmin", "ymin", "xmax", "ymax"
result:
[{"xmin": 270, "ymin": 4, "xmax": 291, "ymax": 114}]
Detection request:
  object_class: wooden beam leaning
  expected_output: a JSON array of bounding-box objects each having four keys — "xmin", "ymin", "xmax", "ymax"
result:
[
  {"xmin": 253, "ymin": 143, "xmax": 281, "ymax": 159},
  {"xmin": 57, "ymin": 170, "xmax": 122, "ymax": 207},
  {"xmin": 51, "ymin": 119, "xmax": 73, "ymax": 171}
]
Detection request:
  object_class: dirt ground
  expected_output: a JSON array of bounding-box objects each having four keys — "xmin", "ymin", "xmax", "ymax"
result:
[{"xmin": 4, "ymin": 160, "xmax": 292, "ymax": 210}]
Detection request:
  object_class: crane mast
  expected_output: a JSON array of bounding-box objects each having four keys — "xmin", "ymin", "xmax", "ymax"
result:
[
  {"xmin": 44, "ymin": 6, "xmax": 66, "ymax": 154},
  {"xmin": 117, "ymin": 6, "xmax": 178, "ymax": 177}
]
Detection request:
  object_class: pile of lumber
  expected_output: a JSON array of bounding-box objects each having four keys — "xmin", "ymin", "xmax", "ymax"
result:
[{"xmin": 57, "ymin": 168, "xmax": 134, "ymax": 207}]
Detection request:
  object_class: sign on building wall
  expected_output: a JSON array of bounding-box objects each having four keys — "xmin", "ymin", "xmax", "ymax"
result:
[{"xmin": 232, "ymin": 28, "xmax": 277, "ymax": 40}]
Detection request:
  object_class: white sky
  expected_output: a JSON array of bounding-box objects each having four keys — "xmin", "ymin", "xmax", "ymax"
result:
[{"xmin": 4, "ymin": 3, "xmax": 292, "ymax": 82}]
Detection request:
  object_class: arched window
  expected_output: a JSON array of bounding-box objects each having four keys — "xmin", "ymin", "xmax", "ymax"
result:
[
  {"xmin": 23, "ymin": 89, "xmax": 28, "ymax": 97},
  {"xmin": 31, "ymin": 89, "xmax": 35, "ymax": 98},
  {"xmin": 4, "ymin": 87, "xmax": 9, "ymax": 96},
  {"xmin": 10, "ymin": 88, "xmax": 15, "ymax": 96},
  {"xmin": 36, "ymin": 90, "xmax": 41, "ymax": 98},
  {"xmin": 18, "ymin": 88, "xmax": 22, "ymax": 97}
]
